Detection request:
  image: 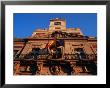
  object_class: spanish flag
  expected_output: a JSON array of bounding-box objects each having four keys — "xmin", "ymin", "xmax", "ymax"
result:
[{"xmin": 45, "ymin": 38, "xmax": 57, "ymax": 49}]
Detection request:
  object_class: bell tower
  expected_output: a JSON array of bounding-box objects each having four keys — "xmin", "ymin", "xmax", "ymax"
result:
[{"xmin": 49, "ymin": 18, "xmax": 66, "ymax": 31}]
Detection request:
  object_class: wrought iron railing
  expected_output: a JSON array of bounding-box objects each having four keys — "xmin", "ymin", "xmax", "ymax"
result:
[{"xmin": 14, "ymin": 53, "xmax": 97, "ymax": 61}]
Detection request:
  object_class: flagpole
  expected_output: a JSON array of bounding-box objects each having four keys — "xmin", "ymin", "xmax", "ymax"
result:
[
  {"xmin": 48, "ymin": 28, "xmax": 49, "ymax": 54},
  {"xmin": 47, "ymin": 28, "xmax": 51, "ymax": 55}
]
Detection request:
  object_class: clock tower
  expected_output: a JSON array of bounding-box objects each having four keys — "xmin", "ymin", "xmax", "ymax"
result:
[{"xmin": 49, "ymin": 18, "xmax": 66, "ymax": 31}]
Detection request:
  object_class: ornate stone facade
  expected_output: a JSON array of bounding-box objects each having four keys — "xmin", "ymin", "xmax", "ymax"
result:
[{"xmin": 14, "ymin": 18, "xmax": 97, "ymax": 75}]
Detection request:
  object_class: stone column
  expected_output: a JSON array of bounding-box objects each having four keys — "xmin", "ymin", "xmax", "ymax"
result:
[
  {"xmin": 62, "ymin": 46, "xmax": 65, "ymax": 59},
  {"xmin": 14, "ymin": 61, "xmax": 20, "ymax": 75},
  {"xmin": 70, "ymin": 62, "xmax": 77, "ymax": 75},
  {"xmin": 36, "ymin": 63, "xmax": 42, "ymax": 75}
]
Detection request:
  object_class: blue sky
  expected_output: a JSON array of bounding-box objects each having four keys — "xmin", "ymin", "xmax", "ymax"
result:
[{"xmin": 14, "ymin": 13, "xmax": 97, "ymax": 38}]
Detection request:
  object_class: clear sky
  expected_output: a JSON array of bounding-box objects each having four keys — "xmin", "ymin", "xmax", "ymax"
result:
[{"xmin": 14, "ymin": 13, "xmax": 97, "ymax": 38}]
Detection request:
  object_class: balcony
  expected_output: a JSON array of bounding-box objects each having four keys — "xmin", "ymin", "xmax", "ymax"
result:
[{"xmin": 14, "ymin": 53, "xmax": 97, "ymax": 61}]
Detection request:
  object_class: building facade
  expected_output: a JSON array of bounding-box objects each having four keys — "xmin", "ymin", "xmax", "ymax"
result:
[{"xmin": 14, "ymin": 18, "xmax": 97, "ymax": 75}]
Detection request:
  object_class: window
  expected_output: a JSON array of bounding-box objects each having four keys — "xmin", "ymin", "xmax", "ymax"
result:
[
  {"xmin": 74, "ymin": 48, "xmax": 86, "ymax": 59},
  {"xmin": 74, "ymin": 48, "xmax": 85, "ymax": 53}
]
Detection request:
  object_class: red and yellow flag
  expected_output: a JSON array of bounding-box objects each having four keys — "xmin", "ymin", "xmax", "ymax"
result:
[{"xmin": 45, "ymin": 38, "xmax": 56, "ymax": 49}]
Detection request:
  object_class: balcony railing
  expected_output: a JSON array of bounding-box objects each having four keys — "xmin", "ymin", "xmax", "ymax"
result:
[{"xmin": 14, "ymin": 53, "xmax": 97, "ymax": 61}]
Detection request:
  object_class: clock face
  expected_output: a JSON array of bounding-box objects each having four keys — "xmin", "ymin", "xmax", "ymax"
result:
[{"xmin": 54, "ymin": 22, "xmax": 61, "ymax": 25}]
